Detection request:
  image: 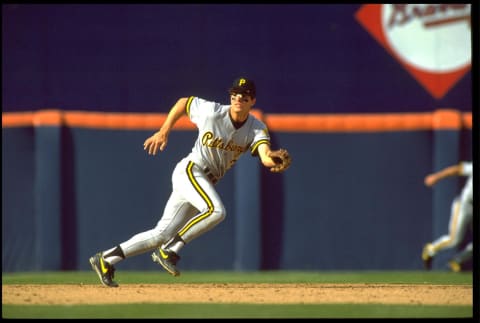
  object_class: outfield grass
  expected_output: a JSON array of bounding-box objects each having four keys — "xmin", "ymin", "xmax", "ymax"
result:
[
  {"xmin": 2, "ymin": 270, "xmax": 473, "ymax": 285},
  {"xmin": 3, "ymin": 303, "xmax": 472, "ymax": 319},
  {"xmin": 2, "ymin": 270, "xmax": 474, "ymax": 318}
]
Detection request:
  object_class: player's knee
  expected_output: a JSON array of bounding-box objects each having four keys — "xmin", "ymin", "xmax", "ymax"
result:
[
  {"xmin": 210, "ymin": 204, "xmax": 226, "ymax": 224},
  {"xmin": 149, "ymin": 232, "xmax": 168, "ymax": 247}
]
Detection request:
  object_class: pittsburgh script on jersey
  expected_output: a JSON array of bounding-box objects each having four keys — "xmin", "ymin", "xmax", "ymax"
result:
[{"xmin": 201, "ymin": 131, "xmax": 246, "ymax": 154}]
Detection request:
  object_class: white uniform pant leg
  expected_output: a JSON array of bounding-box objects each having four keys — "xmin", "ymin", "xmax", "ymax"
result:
[
  {"xmin": 118, "ymin": 191, "xmax": 197, "ymax": 258},
  {"xmin": 431, "ymin": 197, "xmax": 471, "ymax": 255},
  {"xmin": 174, "ymin": 160, "xmax": 226, "ymax": 244},
  {"xmin": 154, "ymin": 189, "xmax": 199, "ymax": 241},
  {"xmin": 455, "ymin": 241, "xmax": 473, "ymax": 264},
  {"xmin": 118, "ymin": 159, "xmax": 225, "ymax": 257},
  {"xmin": 119, "ymin": 160, "xmax": 198, "ymax": 258}
]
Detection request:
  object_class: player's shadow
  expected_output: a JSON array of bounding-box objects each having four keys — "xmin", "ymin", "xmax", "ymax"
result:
[{"xmin": 260, "ymin": 131, "xmax": 285, "ymax": 270}]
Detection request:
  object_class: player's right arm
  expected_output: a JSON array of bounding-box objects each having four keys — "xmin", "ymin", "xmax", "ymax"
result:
[
  {"xmin": 143, "ymin": 97, "xmax": 189, "ymax": 155},
  {"xmin": 424, "ymin": 163, "xmax": 462, "ymax": 187}
]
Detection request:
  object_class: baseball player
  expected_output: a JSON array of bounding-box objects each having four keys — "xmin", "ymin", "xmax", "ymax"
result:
[
  {"xmin": 421, "ymin": 161, "xmax": 473, "ymax": 272},
  {"xmin": 89, "ymin": 77, "xmax": 291, "ymax": 287}
]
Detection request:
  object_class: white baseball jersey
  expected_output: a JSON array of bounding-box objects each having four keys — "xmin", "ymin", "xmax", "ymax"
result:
[
  {"xmin": 429, "ymin": 160, "xmax": 474, "ymax": 256},
  {"xmin": 459, "ymin": 161, "xmax": 473, "ymax": 203},
  {"xmin": 185, "ymin": 96, "xmax": 270, "ymax": 181},
  {"xmin": 107, "ymin": 95, "xmax": 272, "ymax": 264}
]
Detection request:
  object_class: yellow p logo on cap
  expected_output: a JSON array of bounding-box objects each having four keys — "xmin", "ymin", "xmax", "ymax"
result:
[{"xmin": 239, "ymin": 78, "xmax": 246, "ymax": 86}]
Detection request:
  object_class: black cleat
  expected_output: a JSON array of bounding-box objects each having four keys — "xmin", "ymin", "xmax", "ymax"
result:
[
  {"xmin": 421, "ymin": 244, "xmax": 433, "ymax": 270},
  {"xmin": 89, "ymin": 253, "xmax": 119, "ymax": 287},
  {"xmin": 152, "ymin": 248, "xmax": 181, "ymax": 277}
]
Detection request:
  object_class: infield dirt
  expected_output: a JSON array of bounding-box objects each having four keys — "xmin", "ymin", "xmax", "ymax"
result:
[{"xmin": 2, "ymin": 283, "xmax": 472, "ymax": 305}]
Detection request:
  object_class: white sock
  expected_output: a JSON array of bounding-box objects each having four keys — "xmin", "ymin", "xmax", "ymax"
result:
[
  {"xmin": 167, "ymin": 240, "xmax": 185, "ymax": 254},
  {"xmin": 102, "ymin": 246, "xmax": 124, "ymax": 265}
]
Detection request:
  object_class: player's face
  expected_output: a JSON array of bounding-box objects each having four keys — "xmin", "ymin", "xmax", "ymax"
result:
[{"xmin": 230, "ymin": 92, "xmax": 255, "ymax": 112}]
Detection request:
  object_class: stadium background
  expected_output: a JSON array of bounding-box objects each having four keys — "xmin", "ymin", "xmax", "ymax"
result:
[{"xmin": 2, "ymin": 4, "xmax": 473, "ymax": 272}]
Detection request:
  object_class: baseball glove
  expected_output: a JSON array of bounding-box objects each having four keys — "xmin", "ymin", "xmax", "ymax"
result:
[{"xmin": 269, "ymin": 149, "xmax": 291, "ymax": 173}]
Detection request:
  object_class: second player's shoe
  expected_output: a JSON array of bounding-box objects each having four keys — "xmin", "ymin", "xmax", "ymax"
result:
[
  {"xmin": 421, "ymin": 244, "xmax": 433, "ymax": 270},
  {"xmin": 448, "ymin": 260, "xmax": 462, "ymax": 273},
  {"xmin": 89, "ymin": 252, "xmax": 119, "ymax": 287},
  {"xmin": 152, "ymin": 248, "xmax": 181, "ymax": 277}
]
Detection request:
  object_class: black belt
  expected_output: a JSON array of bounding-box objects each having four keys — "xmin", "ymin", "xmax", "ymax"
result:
[{"xmin": 203, "ymin": 167, "xmax": 218, "ymax": 184}]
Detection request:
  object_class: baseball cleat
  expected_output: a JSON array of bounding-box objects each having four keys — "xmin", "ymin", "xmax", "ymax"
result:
[
  {"xmin": 448, "ymin": 260, "xmax": 461, "ymax": 273},
  {"xmin": 89, "ymin": 252, "xmax": 119, "ymax": 287},
  {"xmin": 152, "ymin": 248, "xmax": 181, "ymax": 277},
  {"xmin": 421, "ymin": 244, "xmax": 433, "ymax": 270}
]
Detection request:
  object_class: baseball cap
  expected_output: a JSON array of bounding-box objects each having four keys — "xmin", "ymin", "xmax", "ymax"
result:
[{"xmin": 229, "ymin": 77, "xmax": 256, "ymax": 98}]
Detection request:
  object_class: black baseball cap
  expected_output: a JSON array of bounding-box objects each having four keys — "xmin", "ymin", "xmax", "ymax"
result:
[{"xmin": 229, "ymin": 77, "xmax": 256, "ymax": 98}]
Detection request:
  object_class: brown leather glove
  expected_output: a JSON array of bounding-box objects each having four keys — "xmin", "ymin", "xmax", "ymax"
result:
[{"xmin": 269, "ymin": 149, "xmax": 292, "ymax": 173}]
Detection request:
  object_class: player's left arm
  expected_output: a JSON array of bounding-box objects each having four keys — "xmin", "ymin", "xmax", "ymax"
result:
[
  {"xmin": 257, "ymin": 143, "xmax": 277, "ymax": 168},
  {"xmin": 257, "ymin": 143, "xmax": 291, "ymax": 173}
]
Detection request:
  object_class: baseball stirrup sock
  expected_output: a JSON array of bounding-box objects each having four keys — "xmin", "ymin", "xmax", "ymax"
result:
[
  {"xmin": 167, "ymin": 234, "xmax": 185, "ymax": 254},
  {"xmin": 103, "ymin": 245, "xmax": 126, "ymax": 264}
]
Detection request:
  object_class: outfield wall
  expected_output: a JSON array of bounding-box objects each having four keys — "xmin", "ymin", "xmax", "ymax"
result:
[
  {"xmin": 3, "ymin": 4, "xmax": 473, "ymax": 273},
  {"xmin": 2, "ymin": 109, "xmax": 472, "ymax": 272}
]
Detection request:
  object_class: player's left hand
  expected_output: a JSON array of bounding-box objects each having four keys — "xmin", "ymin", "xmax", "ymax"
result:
[{"xmin": 268, "ymin": 149, "xmax": 291, "ymax": 173}]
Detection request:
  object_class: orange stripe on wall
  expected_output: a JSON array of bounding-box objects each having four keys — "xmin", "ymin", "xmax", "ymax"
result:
[
  {"xmin": 265, "ymin": 112, "xmax": 434, "ymax": 132},
  {"xmin": 33, "ymin": 110, "xmax": 63, "ymax": 126},
  {"xmin": 462, "ymin": 112, "xmax": 472, "ymax": 129},
  {"xmin": 2, "ymin": 109, "xmax": 473, "ymax": 132},
  {"xmin": 63, "ymin": 111, "xmax": 196, "ymax": 130},
  {"xmin": 2, "ymin": 111, "xmax": 35, "ymax": 127},
  {"xmin": 266, "ymin": 109, "xmax": 471, "ymax": 132}
]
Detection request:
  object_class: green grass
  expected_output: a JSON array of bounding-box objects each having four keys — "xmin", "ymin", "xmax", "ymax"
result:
[
  {"xmin": 2, "ymin": 270, "xmax": 473, "ymax": 285},
  {"xmin": 2, "ymin": 270, "xmax": 474, "ymax": 318},
  {"xmin": 3, "ymin": 303, "xmax": 472, "ymax": 319}
]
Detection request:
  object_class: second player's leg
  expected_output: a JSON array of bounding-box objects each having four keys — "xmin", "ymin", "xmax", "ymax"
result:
[{"xmin": 430, "ymin": 197, "xmax": 469, "ymax": 254}]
